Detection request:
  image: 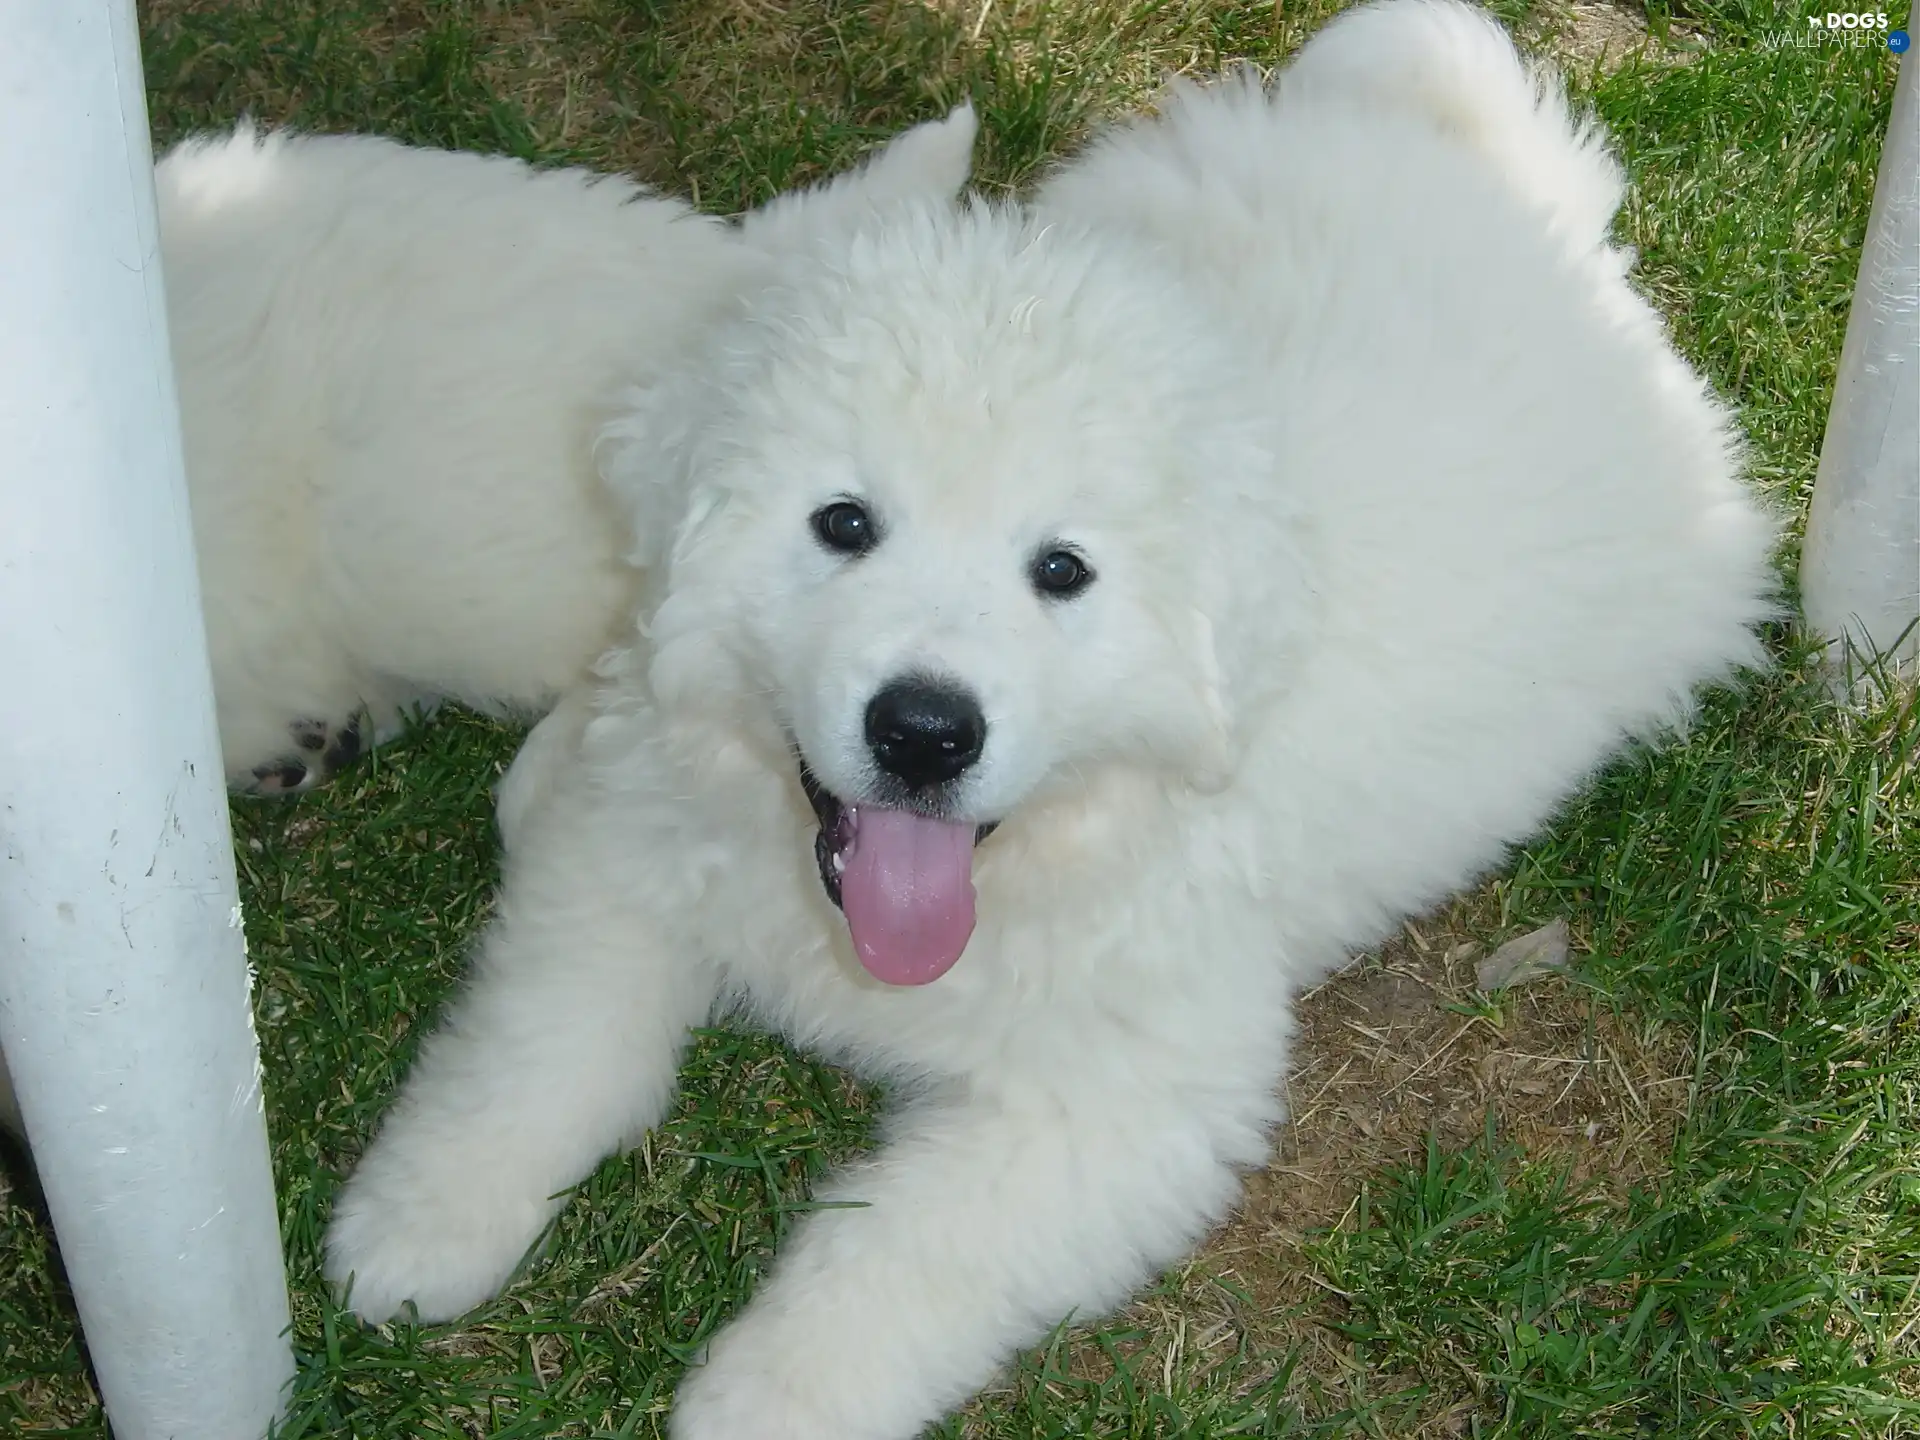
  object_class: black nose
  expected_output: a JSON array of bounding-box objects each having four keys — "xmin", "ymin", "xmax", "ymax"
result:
[{"xmin": 865, "ymin": 678, "xmax": 986, "ymax": 789}]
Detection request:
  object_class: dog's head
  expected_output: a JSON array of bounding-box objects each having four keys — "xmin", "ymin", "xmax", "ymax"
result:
[{"xmin": 616, "ymin": 203, "xmax": 1308, "ymax": 986}]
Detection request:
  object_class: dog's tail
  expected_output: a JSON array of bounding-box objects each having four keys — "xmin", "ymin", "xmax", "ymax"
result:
[{"xmin": 1283, "ymin": 0, "xmax": 1624, "ymax": 256}]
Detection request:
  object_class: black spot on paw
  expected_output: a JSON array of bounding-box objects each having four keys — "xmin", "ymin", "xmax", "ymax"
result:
[
  {"xmin": 250, "ymin": 760, "xmax": 310, "ymax": 795},
  {"xmin": 322, "ymin": 719, "xmax": 362, "ymax": 772},
  {"xmin": 246, "ymin": 714, "xmax": 370, "ymax": 797}
]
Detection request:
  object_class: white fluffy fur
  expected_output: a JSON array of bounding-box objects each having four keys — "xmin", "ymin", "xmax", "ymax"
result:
[
  {"xmin": 159, "ymin": 110, "xmax": 976, "ymax": 791},
  {"xmin": 325, "ymin": 5, "xmax": 1779, "ymax": 1437}
]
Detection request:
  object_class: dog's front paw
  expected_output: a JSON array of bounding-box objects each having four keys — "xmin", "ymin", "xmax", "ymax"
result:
[
  {"xmin": 669, "ymin": 1312, "xmax": 911, "ymax": 1440},
  {"xmin": 323, "ymin": 1141, "xmax": 558, "ymax": 1324},
  {"xmin": 670, "ymin": 1355, "xmax": 828, "ymax": 1440}
]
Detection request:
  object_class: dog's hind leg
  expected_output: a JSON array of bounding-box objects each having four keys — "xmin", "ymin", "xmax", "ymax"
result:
[
  {"xmin": 215, "ymin": 662, "xmax": 374, "ymax": 795},
  {"xmin": 252, "ymin": 715, "xmax": 365, "ymax": 795},
  {"xmin": 201, "ymin": 574, "xmax": 391, "ymax": 794}
]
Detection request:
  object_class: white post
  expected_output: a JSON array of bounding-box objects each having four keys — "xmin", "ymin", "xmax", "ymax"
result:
[
  {"xmin": 0, "ymin": 4, "xmax": 295, "ymax": 1438},
  {"xmin": 1801, "ymin": 49, "xmax": 1919, "ymax": 691}
]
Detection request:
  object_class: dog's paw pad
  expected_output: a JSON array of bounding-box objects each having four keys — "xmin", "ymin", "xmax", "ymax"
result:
[
  {"xmin": 319, "ymin": 717, "xmax": 363, "ymax": 771},
  {"xmin": 249, "ymin": 759, "xmax": 312, "ymax": 795},
  {"xmin": 244, "ymin": 717, "xmax": 364, "ymax": 796}
]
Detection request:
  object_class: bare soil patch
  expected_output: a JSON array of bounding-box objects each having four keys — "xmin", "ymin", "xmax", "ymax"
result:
[{"xmin": 966, "ymin": 892, "xmax": 1696, "ymax": 1431}]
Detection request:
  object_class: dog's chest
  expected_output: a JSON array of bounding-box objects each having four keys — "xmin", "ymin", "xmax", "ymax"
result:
[{"xmin": 701, "ymin": 847, "xmax": 1223, "ymax": 1083}]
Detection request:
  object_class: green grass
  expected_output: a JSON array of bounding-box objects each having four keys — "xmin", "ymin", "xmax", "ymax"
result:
[
  {"xmin": 2, "ymin": 1, "xmax": 1914, "ymax": 1435},
  {"xmin": 1313, "ymin": 659, "xmax": 1920, "ymax": 1434}
]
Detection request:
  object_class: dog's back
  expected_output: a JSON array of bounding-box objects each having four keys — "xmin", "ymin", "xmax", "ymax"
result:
[
  {"xmin": 1036, "ymin": 0, "xmax": 1779, "ymax": 969},
  {"xmin": 1277, "ymin": 0, "xmax": 1624, "ymax": 255},
  {"xmin": 158, "ymin": 125, "xmax": 749, "ymax": 785}
]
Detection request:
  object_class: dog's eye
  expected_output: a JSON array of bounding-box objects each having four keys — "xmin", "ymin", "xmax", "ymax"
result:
[
  {"xmin": 1031, "ymin": 548, "xmax": 1094, "ymax": 599},
  {"xmin": 812, "ymin": 501, "xmax": 879, "ymax": 556}
]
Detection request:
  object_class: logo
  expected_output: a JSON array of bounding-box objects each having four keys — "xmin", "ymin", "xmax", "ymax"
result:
[{"xmin": 1780, "ymin": 11, "xmax": 1909, "ymax": 46}]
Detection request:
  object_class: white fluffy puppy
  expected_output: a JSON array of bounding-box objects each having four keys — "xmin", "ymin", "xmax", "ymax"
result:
[
  {"xmin": 159, "ymin": 111, "xmax": 977, "ymax": 792},
  {"xmin": 325, "ymin": 4, "xmax": 1778, "ymax": 1436}
]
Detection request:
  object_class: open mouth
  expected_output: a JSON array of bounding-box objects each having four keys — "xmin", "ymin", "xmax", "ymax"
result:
[{"xmin": 797, "ymin": 757, "xmax": 997, "ymax": 987}]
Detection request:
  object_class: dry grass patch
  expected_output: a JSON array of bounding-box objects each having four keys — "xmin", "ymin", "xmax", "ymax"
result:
[
  {"xmin": 1535, "ymin": 0, "xmax": 1710, "ymax": 73},
  {"xmin": 1262, "ymin": 904, "xmax": 1694, "ymax": 1255},
  {"xmin": 459, "ymin": 0, "xmax": 605, "ymax": 156},
  {"xmin": 1546, "ymin": 0, "xmax": 1658, "ymax": 70}
]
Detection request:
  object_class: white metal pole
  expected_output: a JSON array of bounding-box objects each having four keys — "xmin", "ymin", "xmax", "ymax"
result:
[
  {"xmin": 1801, "ymin": 49, "xmax": 1919, "ymax": 690},
  {"xmin": 0, "ymin": 4, "xmax": 294, "ymax": 1437}
]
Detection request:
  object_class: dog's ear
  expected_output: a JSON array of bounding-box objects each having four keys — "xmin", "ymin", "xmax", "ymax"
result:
[
  {"xmin": 738, "ymin": 104, "xmax": 977, "ymax": 251},
  {"xmin": 1176, "ymin": 604, "xmax": 1240, "ymax": 794},
  {"xmin": 1173, "ymin": 432, "xmax": 1317, "ymax": 795},
  {"xmin": 839, "ymin": 103, "xmax": 978, "ymax": 206},
  {"xmin": 642, "ymin": 477, "xmax": 755, "ymax": 716},
  {"xmin": 596, "ymin": 376, "xmax": 757, "ymax": 716}
]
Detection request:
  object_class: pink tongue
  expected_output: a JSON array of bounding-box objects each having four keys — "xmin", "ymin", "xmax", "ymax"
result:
[{"xmin": 839, "ymin": 806, "xmax": 978, "ymax": 985}]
